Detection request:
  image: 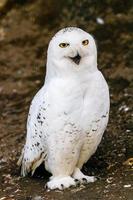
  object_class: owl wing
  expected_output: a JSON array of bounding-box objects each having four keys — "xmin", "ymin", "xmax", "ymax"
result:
[{"xmin": 17, "ymin": 87, "xmax": 47, "ymax": 176}]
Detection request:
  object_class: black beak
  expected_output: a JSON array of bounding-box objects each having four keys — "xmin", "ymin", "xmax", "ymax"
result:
[{"xmin": 70, "ymin": 53, "xmax": 81, "ymax": 65}]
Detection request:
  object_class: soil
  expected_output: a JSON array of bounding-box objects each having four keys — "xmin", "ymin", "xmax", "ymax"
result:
[{"xmin": 0, "ymin": 1, "xmax": 132, "ymax": 199}]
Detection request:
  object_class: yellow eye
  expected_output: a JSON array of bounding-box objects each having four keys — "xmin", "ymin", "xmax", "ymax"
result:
[
  {"xmin": 59, "ymin": 43, "xmax": 69, "ymax": 48},
  {"xmin": 82, "ymin": 39, "xmax": 89, "ymax": 46}
]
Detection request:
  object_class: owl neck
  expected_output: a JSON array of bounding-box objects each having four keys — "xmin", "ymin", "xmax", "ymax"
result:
[{"xmin": 45, "ymin": 56, "xmax": 98, "ymax": 83}]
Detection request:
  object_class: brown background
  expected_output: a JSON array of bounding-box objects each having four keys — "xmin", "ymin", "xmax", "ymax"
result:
[{"xmin": 0, "ymin": 0, "xmax": 132, "ymax": 199}]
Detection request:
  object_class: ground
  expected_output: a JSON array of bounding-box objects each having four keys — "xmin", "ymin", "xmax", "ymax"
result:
[{"xmin": 0, "ymin": 1, "xmax": 132, "ymax": 199}]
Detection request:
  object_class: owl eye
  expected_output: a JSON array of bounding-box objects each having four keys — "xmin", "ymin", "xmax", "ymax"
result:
[
  {"xmin": 82, "ymin": 39, "xmax": 89, "ymax": 46},
  {"xmin": 59, "ymin": 43, "xmax": 69, "ymax": 48}
]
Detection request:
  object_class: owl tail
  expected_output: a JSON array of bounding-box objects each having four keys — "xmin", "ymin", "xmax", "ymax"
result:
[
  {"xmin": 17, "ymin": 148, "xmax": 46, "ymax": 177},
  {"xmin": 17, "ymin": 148, "xmax": 24, "ymax": 168}
]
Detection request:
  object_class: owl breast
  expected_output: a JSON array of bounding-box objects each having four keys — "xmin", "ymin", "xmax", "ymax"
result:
[
  {"xmin": 46, "ymin": 70, "xmax": 109, "ymax": 140},
  {"xmin": 75, "ymin": 71, "xmax": 110, "ymax": 163}
]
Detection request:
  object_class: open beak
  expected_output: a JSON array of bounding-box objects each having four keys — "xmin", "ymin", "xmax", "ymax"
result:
[{"xmin": 70, "ymin": 53, "xmax": 81, "ymax": 65}]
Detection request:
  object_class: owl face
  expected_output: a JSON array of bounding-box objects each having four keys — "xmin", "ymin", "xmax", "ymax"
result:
[
  {"xmin": 57, "ymin": 37, "xmax": 90, "ymax": 65},
  {"xmin": 50, "ymin": 28, "xmax": 96, "ymax": 65},
  {"xmin": 46, "ymin": 28, "xmax": 97, "ymax": 79}
]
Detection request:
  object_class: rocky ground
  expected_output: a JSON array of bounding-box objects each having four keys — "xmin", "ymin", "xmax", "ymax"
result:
[{"xmin": 0, "ymin": 0, "xmax": 132, "ymax": 199}]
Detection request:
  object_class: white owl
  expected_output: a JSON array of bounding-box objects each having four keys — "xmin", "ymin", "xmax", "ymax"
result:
[{"xmin": 18, "ymin": 27, "xmax": 110, "ymax": 190}]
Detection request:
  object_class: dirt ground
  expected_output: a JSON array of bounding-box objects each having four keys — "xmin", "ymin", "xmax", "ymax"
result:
[{"xmin": 0, "ymin": 1, "xmax": 132, "ymax": 199}]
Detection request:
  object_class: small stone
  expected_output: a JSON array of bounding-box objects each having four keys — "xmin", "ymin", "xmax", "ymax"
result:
[
  {"xmin": 96, "ymin": 17, "xmax": 104, "ymax": 25},
  {"xmin": 0, "ymin": 197, "xmax": 7, "ymax": 200},
  {"xmin": 123, "ymin": 184, "xmax": 131, "ymax": 188}
]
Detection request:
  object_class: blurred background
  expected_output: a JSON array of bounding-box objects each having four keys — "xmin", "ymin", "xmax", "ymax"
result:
[{"xmin": 0, "ymin": 0, "xmax": 132, "ymax": 199}]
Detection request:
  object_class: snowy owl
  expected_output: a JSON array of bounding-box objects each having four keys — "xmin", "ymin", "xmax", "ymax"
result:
[{"xmin": 18, "ymin": 27, "xmax": 110, "ymax": 190}]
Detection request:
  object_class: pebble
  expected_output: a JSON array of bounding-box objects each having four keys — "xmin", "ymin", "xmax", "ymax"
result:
[
  {"xmin": 96, "ymin": 17, "xmax": 105, "ymax": 25},
  {"xmin": 123, "ymin": 184, "xmax": 131, "ymax": 188}
]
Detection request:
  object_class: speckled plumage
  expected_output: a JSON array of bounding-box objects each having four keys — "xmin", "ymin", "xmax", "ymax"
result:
[{"xmin": 18, "ymin": 27, "xmax": 110, "ymax": 190}]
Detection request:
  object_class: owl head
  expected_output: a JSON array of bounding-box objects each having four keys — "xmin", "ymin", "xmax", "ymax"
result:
[{"xmin": 46, "ymin": 27, "xmax": 98, "ymax": 80}]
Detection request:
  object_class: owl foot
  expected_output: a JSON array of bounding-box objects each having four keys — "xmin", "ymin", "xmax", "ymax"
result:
[
  {"xmin": 46, "ymin": 176, "xmax": 76, "ymax": 190},
  {"xmin": 72, "ymin": 167, "xmax": 96, "ymax": 184}
]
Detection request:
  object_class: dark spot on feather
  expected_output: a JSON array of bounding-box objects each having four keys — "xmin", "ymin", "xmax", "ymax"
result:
[
  {"xmin": 102, "ymin": 115, "xmax": 106, "ymax": 118},
  {"xmin": 37, "ymin": 142, "xmax": 40, "ymax": 146},
  {"xmin": 38, "ymin": 120, "xmax": 43, "ymax": 125},
  {"xmin": 37, "ymin": 114, "xmax": 41, "ymax": 120}
]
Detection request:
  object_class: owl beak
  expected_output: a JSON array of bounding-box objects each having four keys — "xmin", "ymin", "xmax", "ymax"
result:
[{"xmin": 70, "ymin": 53, "xmax": 81, "ymax": 65}]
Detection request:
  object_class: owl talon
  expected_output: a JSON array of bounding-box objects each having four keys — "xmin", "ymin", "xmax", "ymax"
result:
[
  {"xmin": 47, "ymin": 176, "xmax": 76, "ymax": 190},
  {"xmin": 74, "ymin": 179, "xmax": 80, "ymax": 186},
  {"xmin": 82, "ymin": 177, "xmax": 87, "ymax": 183},
  {"xmin": 45, "ymin": 184, "xmax": 48, "ymax": 189},
  {"xmin": 72, "ymin": 168, "xmax": 96, "ymax": 185}
]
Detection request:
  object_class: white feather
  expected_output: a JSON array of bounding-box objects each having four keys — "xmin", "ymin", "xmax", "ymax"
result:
[{"xmin": 18, "ymin": 27, "xmax": 110, "ymax": 189}]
